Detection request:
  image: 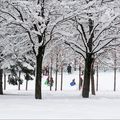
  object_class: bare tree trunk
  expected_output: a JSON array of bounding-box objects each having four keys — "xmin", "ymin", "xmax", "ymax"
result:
[
  {"xmin": 35, "ymin": 46, "xmax": 45, "ymax": 99},
  {"xmin": 48, "ymin": 65, "xmax": 50, "ymax": 77},
  {"xmin": 91, "ymin": 73, "xmax": 95, "ymax": 95},
  {"xmin": 4, "ymin": 72, "xmax": 6, "ymax": 90},
  {"xmin": 91, "ymin": 60, "xmax": 95, "ymax": 95},
  {"xmin": 26, "ymin": 80, "xmax": 28, "ymax": 91},
  {"xmin": 55, "ymin": 69, "xmax": 58, "ymax": 91},
  {"xmin": 60, "ymin": 64, "xmax": 63, "ymax": 91},
  {"xmin": 114, "ymin": 67, "xmax": 116, "ymax": 91},
  {"xmin": 82, "ymin": 54, "xmax": 93, "ymax": 98},
  {"xmin": 79, "ymin": 65, "xmax": 82, "ymax": 90},
  {"xmin": 96, "ymin": 63, "xmax": 99, "ymax": 91},
  {"xmin": 50, "ymin": 57, "xmax": 53, "ymax": 91},
  {"xmin": 82, "ymin": 16, "xmax": 94, "ymax": 98},
  {"xmin": 114, "ymin": 45, "xmax": 117, "ymax": 91},
  {"xmin": 35, "ymin": 55, "xmax": 42, "ymax": 99},
  {"xmin": 0, "ymin": 69, "xmax": 3, "ymax": 95},
  {"xmin": 55, "ymin": 56, "xmax": 58, "ymax": 91},
  {"xmin": 18, "ymin": 71, "xmax": 21, "ymax": 90}
]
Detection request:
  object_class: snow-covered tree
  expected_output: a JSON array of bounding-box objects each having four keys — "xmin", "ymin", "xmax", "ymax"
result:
[
  {"xmin": 98, "ymin": 40, "xmax": 120, "ymax": 91},
  {"xmin": 63, "ymin": 0, "xmax": 120, "ymax": 97},
  {"xmin": 0, "ymin": 0, "xmax": 72, "ymax": 99}
]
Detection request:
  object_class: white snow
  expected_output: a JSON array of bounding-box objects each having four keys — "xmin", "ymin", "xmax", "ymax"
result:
[{"xmin": 0, "ymin": 70, "xmax": 120, "ymax": 119}]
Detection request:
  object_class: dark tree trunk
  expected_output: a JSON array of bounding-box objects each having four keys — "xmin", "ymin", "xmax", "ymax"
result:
[
  {"xmin": 114, "ymin": 67, "xmax": 116, "ymax": 91},
  {"xmin": 60, "ymin": 64, "xmax": 63, "ymax": 91},
  {"xmin": 82, "ymin": 16, "xmax": 94, "ymax": 98},
  {"xmin": 79, "ymin": 65, "xmax": 82, "ymax": 90},
  {"xmin": 114, "ymin": 48, "xmax": 117, "ymax": 91},
  {"xmin": 0, "ymin": 69, "xmax": 3, "ymax": 95},
  {"xmin": 82, "ymin": 53, "xmax": 93, "ymax": 98},
  {"xmin": 26, "ymin": 80, "xmax": 28, "ymax": 91},
  {"xmin": 35, "ymin": 46, "xmax": 45, "ymax": 99},
  {"xmin": 55, "ymin": 69, "xmax": 58, "ymax": 91},
  {"xmin": 48, "ymin": 65, "xmax": 50, "ymax": 77},
  {"xmin": 90, "ymin": 60, "xmax": 95, "ymax": 95},
  {"xmin": 96, "ymin": 63, "xmax": 99, "ymax": 91},
  {"xmin": 4, "ymin": 72, "xmax": 6, "ymax": 90},
  {"xmin": 50, "ymin": 57, "xmax": 53, "ymax": 77},
  {"xmin": 55, "ymin": 57, "xmax": 58, "ymax": 91},
  {"xmin": 50, "ymin": 57, "xmax": 53, "ymax": 91},
  {"xmin": 18, "ymin": 71, "xmax": 21, "ymax": 90}
]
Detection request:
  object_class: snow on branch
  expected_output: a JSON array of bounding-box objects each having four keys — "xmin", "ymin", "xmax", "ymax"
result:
[
  {"xmin": 0, "ymin": 9, "xmax": 16, "ymax": 20},
  {"xmin": 93, "ymin": 35, "xmax": 120, "ymax": 54},
  {"xmin": 65, "ymin": 41, "xmax": 85, "ymax": 59},
  {"xmin": 93, "ymin": 13, "xmax": 119, "ymax": 44}
]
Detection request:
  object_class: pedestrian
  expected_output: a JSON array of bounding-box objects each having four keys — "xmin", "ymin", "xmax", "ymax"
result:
[
  {"xmin": 67, "ymin": 64, "xmax": 72, "ymax": 74},
  {"xmin": 46, "ymin": 66, "xmax": 49, "ymax": 76},
  {"xmin": 43, "ymin": 66, "xmax": 49, "ymax": 76},
  {"xmin": 45, "ymin": 77, "xmax": 50, "ymax": 86},
  {"xmin": 70, "ymin": 78, "xmax": 76, "ymax": 86},
  {"xmin": 49, "ymin": 77, "xmax": 54, "ymax": 87}
]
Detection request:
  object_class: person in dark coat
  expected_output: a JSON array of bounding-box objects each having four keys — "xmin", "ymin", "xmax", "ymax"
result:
[
  {"xmin": 67, "ymin": 64, "xmax": 72, "ymax": 74},
  {"xmin": 49, "ymin": 77, "xmax": 54, "ymax": 87},
  {"xmin": 42, "ymin": 66, "xmax": 49, "ymax": 76}
]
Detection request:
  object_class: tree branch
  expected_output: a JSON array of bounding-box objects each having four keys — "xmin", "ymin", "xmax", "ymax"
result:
[
  {"xmin": 89, "ymin": 23, "xmax": 99, "ymax": 41},
  {"xmin": 93, "ymin": 38, "xmax": 116, "ymax": 54},
  {"xmin": 27, "ymin": 31, "xmax": 36, "ymax": 56},
  {"xmin": 7, "ymin": 2, "xmax": 24, "ymax": 22},
  {"xmin": 44, "ymin": 17, "xmax": 69, "ymax": 47},
  {"xmin": 0, "ymin": 9, "xmax": 16, "ymax": 20},
  {"xmin": 73, "ymin": 17, "xmax": 88, "ymax": 52},
  {"xmin": 65, "ymin": 41, "xmax": 85, "ymax": 59}
]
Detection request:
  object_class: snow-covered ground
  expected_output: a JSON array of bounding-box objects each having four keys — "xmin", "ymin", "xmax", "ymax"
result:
[{"xmin": 0, "ymin": 70, "xmax": 120, "ymax": 119}]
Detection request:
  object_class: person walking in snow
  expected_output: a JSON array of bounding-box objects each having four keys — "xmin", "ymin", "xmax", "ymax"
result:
[
  {"xmin": 49, "ymin": 77, "xmax": 54, "ymax": 87},
  {"xmin": 67, "ymin": 64, "xmax": 72, "ymax": 74},
  {"xmin": 70, "ymin": 78, "xmax": 76, "ymax": 86},
  {"xmin": 45, "ymin": 77, "xmax": 50, "ymax": 86}
]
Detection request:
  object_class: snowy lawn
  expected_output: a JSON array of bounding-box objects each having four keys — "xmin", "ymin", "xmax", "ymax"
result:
[{"xmin": 0, "ymin": 71, "xmax": 120, "ymax": 119}]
